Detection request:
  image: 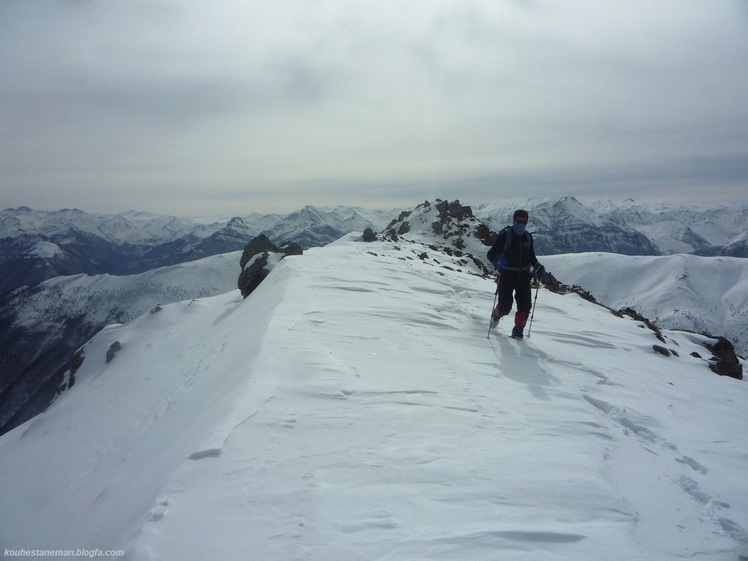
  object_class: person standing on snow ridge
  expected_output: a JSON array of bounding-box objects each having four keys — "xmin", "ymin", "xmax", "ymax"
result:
[{"xmin": 487, "ymin": 209, "xmax": 547, "ymax": 339}]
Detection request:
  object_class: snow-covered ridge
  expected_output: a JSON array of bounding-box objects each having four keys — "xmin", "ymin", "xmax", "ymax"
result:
[
  {"xmin": 0, "ymin": 232, "xmax": 746, "ymax": 560},
  {"xmin": 378, "ymin": 198, "xmax": 748, "ymax": 355},
  {"xmin": 3, "ymin": 198, "xmax": 746, "ymax": 440}
]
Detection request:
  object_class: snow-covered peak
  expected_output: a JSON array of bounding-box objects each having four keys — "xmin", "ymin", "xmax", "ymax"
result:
[
  {"xmin": 539, "ymin": 196, "xmax": 605, "ymax": 228},
  {"xmin": 24, "ymin": 240, "xmax": 67, "ymax": 259},
  {"xmin": 381, "ymin": 199, "xmax": 494, "ymax": 275},
  {"xmin": 1, "ymin": 234, "xmax": 746, "ymax": 560}
]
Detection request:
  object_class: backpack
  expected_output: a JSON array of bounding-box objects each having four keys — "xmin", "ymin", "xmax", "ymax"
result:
[{"xmin": 487, "ymin": 226, "xmax": 533, "ymax": 264}]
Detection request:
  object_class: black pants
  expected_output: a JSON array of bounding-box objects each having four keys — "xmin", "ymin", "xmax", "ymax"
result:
[{"xmin": 497, "ymin": 273, "xmax": 532, "ymax": 316}]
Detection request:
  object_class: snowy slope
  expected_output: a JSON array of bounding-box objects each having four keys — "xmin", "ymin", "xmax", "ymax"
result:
[
  {"xmin": 1, "ymin": 234, "xmax": 747, "ymax": 561},
  {"xmin": 10, "ymin": 251, "xmax": 243, "ymax": 331},
  {"xmin": 543, "ymin": 253, "xmax": 748, "ymax": 357},
  {"xmin": 0, "ymin": 252, "xmax": 244, "ymax": 435}
]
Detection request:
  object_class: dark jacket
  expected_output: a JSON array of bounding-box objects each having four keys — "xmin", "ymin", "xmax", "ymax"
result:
[{"xmin": 487, "ymin": 227, "xmax": 540, "ymax": 279}]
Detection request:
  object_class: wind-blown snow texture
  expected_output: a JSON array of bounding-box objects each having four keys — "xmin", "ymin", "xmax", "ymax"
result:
[{"xmin": 1, "ymin": 232, "xmax": 746, "ymax": 560}]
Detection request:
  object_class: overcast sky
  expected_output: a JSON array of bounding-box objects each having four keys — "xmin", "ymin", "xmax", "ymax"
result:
[{"xmin": 1, "ymin": 0, "xmax": 747, "ymax": 216}]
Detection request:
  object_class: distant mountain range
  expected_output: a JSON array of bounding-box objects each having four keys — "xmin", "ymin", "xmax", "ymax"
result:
[
  {"xmin": 475, "ymin": 196, "xmax": 747, "ymax": 257},
  {"xmin": 0, "ymin": 197, "xmax": 746, "ymax": 436},
  {"xmin": 0, "ymin": 205, "xmax": 394, "ymax": 295},
  {"xmin": 1, "ymin": 197, "xmax": 745, "ymax": 295}
]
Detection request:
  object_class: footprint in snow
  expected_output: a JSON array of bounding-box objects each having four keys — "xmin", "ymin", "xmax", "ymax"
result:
[
  {"xmin": 675, "ymin": 455, "xmax": 709, "ymax": 474},
  {"xmin": 434, "ymin": 529, "xmax": 586, "ymax": 547},
  {"xmin": 582, "ymin": 395, "xmax": 673, "ymax": 448},
  {"xmin": 336, "ymin": 509, "xmax": 399, "ymax": 533},
  {"xmin": 147, "ymin": 500, "xmax": 170, "ymax": 522},
  {"xmin": 188, "ymin": 448, "xmax": 222, "ymax": 460}
]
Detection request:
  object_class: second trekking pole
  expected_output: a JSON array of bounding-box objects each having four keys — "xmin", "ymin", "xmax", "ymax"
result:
[
  {"xmin": 525, "ymin": 278, "xmax": 541, "ymax": 338},
  {"xmin": 486, "ymin": 274, "xmax": 500, "ymax": 338}
]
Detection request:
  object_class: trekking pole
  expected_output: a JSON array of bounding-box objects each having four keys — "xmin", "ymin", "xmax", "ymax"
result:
[
  {"xmin": 525, "ymin": 278, "xmax": 541, "ymax": 338},
  {"xmin": 486, "ymin": 274, "xmax": 500, "ymax": 338}
]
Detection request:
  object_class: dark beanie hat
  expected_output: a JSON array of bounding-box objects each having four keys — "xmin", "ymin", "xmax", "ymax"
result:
[{"xmin": 513, "ymin": 209, "xmax": 529, "ymax": 220}]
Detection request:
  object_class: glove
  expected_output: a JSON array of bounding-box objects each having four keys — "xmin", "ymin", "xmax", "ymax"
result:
[
  {"xmin": 535, "ymin": 265, "xmax": 547, "ymax": 279},
  {"xmin": 493, "ymin": 257, "xmax": 507, "ymax": 271}
]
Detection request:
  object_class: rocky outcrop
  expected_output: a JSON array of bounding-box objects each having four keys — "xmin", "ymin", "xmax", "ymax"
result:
[
  {"xmin": 381, "ymin": 199, "xmax": 495, "ymax": 277},
  {"xmin": 238, "ymin": 253, "xmax": 271, "ymax": 298},
  {"xmin": 239, "ymin": 234, "xmax": 277, "ymax": 269},
  {"xmin": 705, "ymin": 337, "xmax": 743, "ymax": 380},
  {"xmin": 237, "ymin": 236, "xmax": 303, "ymax": 298}
]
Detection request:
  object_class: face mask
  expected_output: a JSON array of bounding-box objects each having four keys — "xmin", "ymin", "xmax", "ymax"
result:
[{"xmin": 512, "ymin": 221, "xmax": 526, "ymax": 235}]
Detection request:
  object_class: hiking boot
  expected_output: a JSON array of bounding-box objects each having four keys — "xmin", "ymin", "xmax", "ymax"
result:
[
  {"xmin": 512, "ymin": 311, "xmax": 528, "ymax": 339},
  {"xmin": 491, "ymin": 307, "xmax": 501, "ymax": 326}
]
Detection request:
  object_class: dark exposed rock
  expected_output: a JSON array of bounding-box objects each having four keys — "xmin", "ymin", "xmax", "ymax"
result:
[
  {"xmin": 651, "ymin": 345, "xmax": 678, "ymax": 357},
  {"xmin": 387, "ymin": 211, "xmax": 412, "ymax": 230},
  {"xmin": 540, "ymin": 272, "xmax": 562, "ymax": 294},
  {"xmin": 238, "ymin": 252, "xmax": 270, "ymax": 298},
  {"xmin": 473, "ymin": 223, "xmax": 493, "ymax": 246},
  {"xmin": 237, "ymin": 236, "xmax": 304, "ymax": 299},
  {"xmin": 362, "ymin": 228, "xmax": 377, "ymax": 242},
  {"xmin": 619, "ymin": 307, "xmax": 666, "ymax": 342},
  {"xmin": 280, "ymin": 242, "xmax": 303, "ymax": 257},
  {"xmin": 69, "ymin": 348, "xmax": 85, "ymax": 376},
  {"xmin": 448, "ymin": 200, "xmax": 473, "ymax": 220},
  {"xmin": 63, "ymin": 348, "xmax": 85, "ymax": 392},
  {"xmin": 705, "ymin": 337, "xmax": 743, "ymax": 380},
  {"xmin": 106, "ymin": 341, "xmax": 121, "ymax": 363},
  {"xmin": 620, "ymin": 307, "xmax": 649, "ymax": 322},
  {"xmin": 239, "ymin": 234, "xmax": 277, "ymax": 269}
]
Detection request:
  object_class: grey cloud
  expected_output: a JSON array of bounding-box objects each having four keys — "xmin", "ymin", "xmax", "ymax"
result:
[{"xmin": 1, "ymin": 1, "xmax": 747, "ymax": 216}]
